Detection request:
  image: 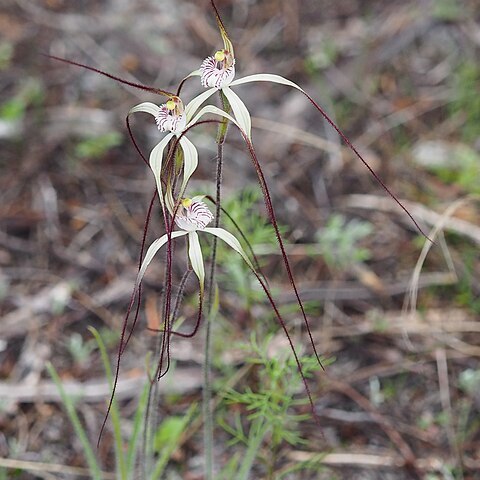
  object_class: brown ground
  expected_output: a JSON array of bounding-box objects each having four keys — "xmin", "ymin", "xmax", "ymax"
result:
[{"xmin": 1, "ymin": 0, "xmax": 479, "ymax": 479}]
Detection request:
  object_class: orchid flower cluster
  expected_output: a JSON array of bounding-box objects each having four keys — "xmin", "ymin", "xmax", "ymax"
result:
[
  {"xmin": 50, "ymin": 0, "xmax": 429, "ymax": 451},
  {"xmin": 124, "ymin": 2, "xmax": 329, "ymax": 390}
]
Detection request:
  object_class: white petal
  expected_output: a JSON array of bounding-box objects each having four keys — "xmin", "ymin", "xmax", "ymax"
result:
[
  {"xmin": 222, "ymin": 86, "xmax": 251, "ymax": 139},
  {"xmin": 178, "ymin": 136, "xmax": 198, "ymax": 198},
  {"xmin": 188, "ymin": 231, "xmax": 205, "ymax": 293},
  {"xmin": 184, "ymin": 69, "xmax": 201, "ymax": 79},
  {"xmin": 165, "ymin": 183, "xmax": 175, "ymax": 216},
  {"xmin": 185, "ymin": 88, "xmax": 217, "ymax": 122},
  {"xmin": 188, "ymin": 105, "xmax": 239, "ymax": 133},
  {"xmin": 200, "ymin": 56, "xmax": 235, "ymax": 89},
  {"xmin": 174, "ymin": 214, "xmax": 197, "ymax": 232},
  {"xmin": 187, "ymin": 201, "xmax": 214, "ymax": 229},
  {"xmin": 135, "ymin": 231, "xmax": 188, "ymax": 293},
  {"xmin": 129, "ymin": 102, "xmax": 161, "ymax": 117},
  {"xmin": 149, "ymin": 133, "xmax": 173, "ymax": 209},
  {"xmin": 203, "ymin": 227, "xmax": 254, "ymax": 270},
  {"xmin": 155, "ymin": 105, "xmax": 187, "ymax": 133},
  {"xmin": 174, "ymin": 200, "xmax": 213, "ymax": 232},
  {"xmin": 230, "ymin": 73, "xmax": 304, "ymax": 94}
]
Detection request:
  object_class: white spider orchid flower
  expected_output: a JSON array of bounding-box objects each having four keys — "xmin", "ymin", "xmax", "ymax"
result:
[
  {"xmin": 178, "ymin": 2, "xmax": 331, "ymax": 142},
  {"xmin": 129, "ymin": 96, "xmax": 238, "ymax": 213},
  {"xmin": 186, "ymin": 48, "xmax": 320, "ymax": 142},
  {"xmin": 133, "ymin": 197, "xmax": 254, "ymax": 296},
  {"xmin": 200, "ymin": 49, "xmax": 235, "ymax": 89}
]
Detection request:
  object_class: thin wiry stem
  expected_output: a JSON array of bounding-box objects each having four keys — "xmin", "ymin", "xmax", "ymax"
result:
[
  {"xmin": 45, "ymin": 55, "xmax": 174, "ymax": 97},
  {"xmin": 142, "ymin": 267, "xmax": 193, "ymax": 477},
  {"xmin": 299, "ymin": 89, "xmax": 432, "ymax": 242},
  {"xmin": 203, "ymin": 145, "xmax": 223, "ymax": 480},
  {"xmin": 203, "ymin": 90, "xmax": 229, "ymax": 480},
  {"xmin": 172, "ymin": 269, "xmax": 194, "ymax": 333},
  {"xmin": 121, "ymin": 190, "xmax": 157, "ymax": 354},
  {"xmin": 239, "ymin": 132, "xmax": 324, "ymax": 369},
  {"xmin": 147, "ymin": 291, "xmax": 204, "ymax": 339},
  {"xmin": 97, "ymin": 188, "xmax": 157, "ymax": 448},
  {"xmin": 126, "ymin": 115, "xmax": 149, "ymax": 167}
]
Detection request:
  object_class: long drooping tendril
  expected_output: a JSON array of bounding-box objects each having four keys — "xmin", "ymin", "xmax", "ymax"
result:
[{"xmin": 45, "ymin": 55, "xmax": 174, "ymax": 97}]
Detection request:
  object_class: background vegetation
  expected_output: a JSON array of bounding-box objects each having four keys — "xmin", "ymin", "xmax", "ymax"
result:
[{"xmin": 1, "ymin": 0, "xmax": 479, "ymax": 478}]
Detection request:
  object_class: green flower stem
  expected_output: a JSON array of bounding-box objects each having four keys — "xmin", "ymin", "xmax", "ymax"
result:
[{"xmin": 203, "ymin": 89, "xmax": 231, "ymax": 480}]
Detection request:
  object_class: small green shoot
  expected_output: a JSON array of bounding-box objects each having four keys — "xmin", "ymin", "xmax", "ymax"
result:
[
  {"xmin": 449, "ymin": 62, "xmax": 480, "ymax": 141},
  {"xmin": 219, "ymin": 333, "xmax": 330, "ymax": 478},
  {"xmin": 65, "ymin": 333, "xmax": 96, "ymax": 367},
  {"xmin": 0, "ymin": 41, "xmax": 13, "ymax": 70},
  {"xmin": 0, "ymin": 78, "xmax": 43, "ymax": 122},
  {"xmin": 432, "ymin": 0, "xmax": 463, "ymax": 21},
  {"xmin": 74, "ymin": 131, "xmax": 123, "ymax": 159},
  {"xmin": 150, "ymin": 404, "xmax": 197, "ymax": 479},
  {"xmin": 316, "ymin": 214, "xmax": 373, "ymax": 271}
]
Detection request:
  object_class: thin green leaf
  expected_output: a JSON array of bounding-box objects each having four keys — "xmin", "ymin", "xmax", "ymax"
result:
[
  {"xmin": 129, "ymin": 101, "xmax": 161, "ymax": 117},
  {"xmin": 46, "ymin": 363, "xmax": 102, "ymax": 480},
  {"xmin": 150, "ymin": 404, "xmax": 197, "ymax": 479},
  {"xmin": 88, "ymin": 327, "xmax": 127, "ymax": 480},
  {"xmin": 188, "ymin": 231, "xmax": 205, "ymax": 293},
  {"xmin": 126, "ymin": 382, "xmax": 150, "ymax": 477},
  {"xmin": 222, "ymin": 86, "xmax": 251, "ymax": 139},
  {"xmin": 185, "ymin": 88, "xmax": 217, "ymax": 121},
  {"xmin": 236, "ymin": 419, "xmax": 270, "ymax": 480}
]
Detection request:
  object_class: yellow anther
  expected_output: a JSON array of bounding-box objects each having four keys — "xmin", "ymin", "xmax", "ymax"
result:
[
  {"xmin": 181, "ymin": 198, "xmax": 192, "ymax": 208},
  {"xmin": 214, "ymin": 50, "xmax": 226, "ymax": 62},
  {"xmin": 166, "ymin": 99, "xmax": 176, "ymax": 110}
]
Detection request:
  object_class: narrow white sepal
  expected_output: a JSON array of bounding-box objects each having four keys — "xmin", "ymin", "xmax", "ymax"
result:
[
  {"xmin": 203, "ymin": 227, "xmax": 254, "ymax": 270},
  {"xmin": 165, "ymin": 183, "xmax": 175, "ymax": 216},
  {"xmin": 185, "ymin": 69, "xmax": 201, "ymax": 78},
  {"xmin": 185, "ymin": 88, "xmax": 217, "ymax": 122},
  {"xmin": 188, "ymin": 105, "xmax": 240, "ymax": 134},
  {"xmin": 222, "ymin": 86, "xmax": 252, "ymax": 139},
  {"xmin": 230, "ymin": 74, "xmax": 304, "ymax": 94},
  {"xmin": 188, "ymin": 231, "xmax": 205, "ymax": 293},
  {"xmin": 178, "ymin": 136, "xmax": 198, "ymax": 198},
  {"xmin": 149, "ymin": 133, "xmax": 173, "ymax": 208},
  {"xmin": 135, "ymin": 231, "xmax": 188, "ymax": 293},
  {"xmin": 129, "ymin": 102, "xmax": 161, "ymax": 117}
]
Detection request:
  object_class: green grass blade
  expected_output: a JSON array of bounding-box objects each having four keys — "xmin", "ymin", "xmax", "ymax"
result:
[
  {"xmin": 126, "ymin": 380, "xmax": 150, "ymax": 477},
  {"xmin": 150, "ymin": 404, "xmax": 197, "ymax": 479},
  {"xmin": 236, "ymin": 419, "xmax": 269, "ymax": 480},
  {"xmin": 88, "ymin": 327, "xmax": 127, "ymax": 480},
  {"xmin": 46, "ymin": 362, "xmax": 103, "ymax": 480}
]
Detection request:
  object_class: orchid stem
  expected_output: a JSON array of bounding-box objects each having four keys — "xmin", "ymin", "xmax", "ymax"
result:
[{"xmin": 203, "ymin": 90, "xmax": 230, "ymax": 480}]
